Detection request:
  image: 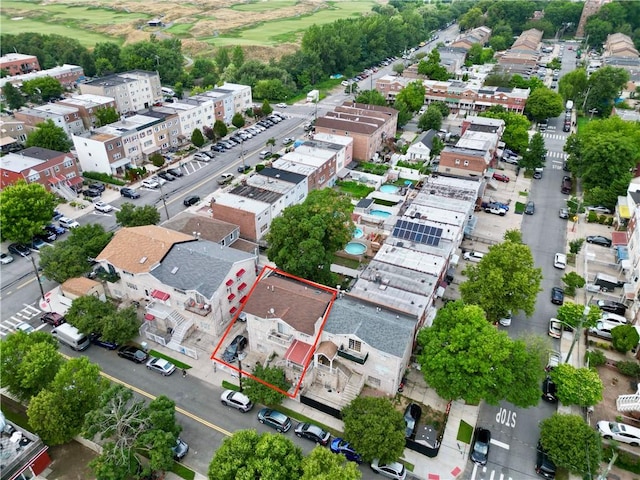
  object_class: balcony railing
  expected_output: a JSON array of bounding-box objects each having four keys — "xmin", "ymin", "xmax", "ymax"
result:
[
  {"xmin": 267, "ymin": 330, "xmax": 293, "ymax": 346},
  {"xmin": 184, "ymin": 299, "xmax": 211, "ymax": 317},
  {"xmin": 337, "ymin": 347, "xmax": 369, "ymax": 365}
]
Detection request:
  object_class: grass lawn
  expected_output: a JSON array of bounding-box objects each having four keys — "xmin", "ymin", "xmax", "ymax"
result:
[
  {"xmin": 457, "ymin": 420, "xmax": 473, "ymax": 444},
  {"xmin": 165, "ymin": 23, "xmax": 194, "ymax": 36},
  {"xmin": 148, "ymin": 350, "xmax": 192, "ymax": 370},
  {"xmin": 1, "ymin": 1, "xmax": 148, "ymax": 24},
  {"xmin": 335, "ymin": 180, "xmax": 375, "ymax": 199},
  {"xmin": 576, "ymin": 116, "xmax": 591, "ymax": 132},
  {"xmin": 514, "ymin": 202, "xmax": 526, "ymax": 214},
  {"xmin": 230, "ymin": 0, "xmax": 298, "ymax": 13}
]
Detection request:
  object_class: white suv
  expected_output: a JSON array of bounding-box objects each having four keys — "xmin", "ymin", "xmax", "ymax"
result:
[
  {"xmin": 597, "ymin": 421, "xmax": 640, "ymax": 446},
  {"xmin": 553, "ymin": 253, "xmax": 567, "ymax": 269}
]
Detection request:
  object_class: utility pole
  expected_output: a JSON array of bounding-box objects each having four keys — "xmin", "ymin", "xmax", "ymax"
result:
[
  {"xmin": 238, "ymin": 358, "xmax": 243, "ymax": 392},
  {"xmin": 158, "ymin": 181, "xmax": 170, "ymax": 220},
  {"xmin": 30, "ymin": 254, "xmax": 46, "ymax": 301},
  {"xmin": 565, "ymin": 305, "xmax": 590, "ymax": 363},
  {"xmin": 241, "ymin": 138, "xmax": 246, "ymax": 170}
]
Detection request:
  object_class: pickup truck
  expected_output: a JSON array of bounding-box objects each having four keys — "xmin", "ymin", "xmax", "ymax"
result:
[{"xmin": 484, "ymin": 205, "xmax": 506, "ymax": 216}]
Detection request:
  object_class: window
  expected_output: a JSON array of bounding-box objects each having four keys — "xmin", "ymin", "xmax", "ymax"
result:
[
  {"xmin": 349, "ymin": 338, "xmax": 361, "ymax": 352},
  {"xmin": 454, "ymin": 159, "xmax": 460, "ymax": 165},
  {"xmin": 113, "ymin": 153, "xmax": 121, "ymax": 160},
  {"xmin": 126, "ymin": 282, "xmax": 138, "ymax": 290},
  {"xmin": 63, "ymin": 159, "xmax": 73, "ymax": 167},
  {"xmin": 367, "ymin": 376, "xmax": 381, "ymax": 387},
  {"xmin": 463, "ymin": 160, "xmax": 469, "ymax": 166},
  {"xmin": 54, "ymin": 166, "xmax": 60, "ymax": 172},
  {"xmin": 107, "ymin": 144, "xmax": 114, "ymax": 151},
  {"xmin": 44, "ymin": 169, "xmax": 50, "ymax": 176},
  {"xmin": 277, "ymin": 323, "xmax": 288, "ymax": 335}
]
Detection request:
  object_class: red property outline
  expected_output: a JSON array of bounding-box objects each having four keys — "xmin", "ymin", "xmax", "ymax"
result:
[{"xmin": 211, "ymin": 265, "xmax": 337, "ymax": 399}]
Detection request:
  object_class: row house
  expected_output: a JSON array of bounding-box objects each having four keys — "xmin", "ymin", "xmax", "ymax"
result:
[
  {"xmin": 154, "ymin": 97, "xmax": 214, "ymax": 141},
  {"xmin": 58, "ymin": 94, "xmax": 117, "ymax": 129},
  {"xmin": 211, "ymin": 83, "xmax": 252, "ymax": 121},
  {"xmin": 0, "ymin": 117, "xmax": 27, "ymax": 153},
  {"xmin": 0, "ymin": 53, "xmax": 40, "ymax": 76},
  {"xmin": 438, "ymin": 145, "xmax": 492, "ymax": 179},
  {"xmin": 278, "ymin": 147, "xmax": 337, "ymax": 191},
  {"xmin": 96, "ymin": 225, "xmax": 257, "ymax": 339},
  {"xmin": 0, "ymin": 147, "xmax": 82, "ymax": 197},
  {"xmin": 496, "ymin": 28, "xmax": 543, "ymax": 77},
  {"xmin": 450, "ymin": 26, "xmax": 492, "ymax": 52},
  {"xmin": 0, "ymin": 64, "xmax": 84, "ymax": 92},
  {"xmin": 313, "ymin": 131, "xmax": 355, "ymax": 172},
  {"xmin": 603, "ymin": 33, "xmax": 640, "ymax": 82},
  {"xmin": 211, "ymin": 169, "xmax": 307, "ymax": 242},
  {"xmin": 314, "ymin": 102, "xmax": 398, "ymax": 161},
  {"xmin": 79, "ymin": 70, "xmax": 162, "ymax": 114},
  {"xmin": 14, "ymin": 104, "xmax": 85, "ymax": 137},
  {"xmin": 0, "ymin": 417, "xmax": 51, "ymax": 480}
]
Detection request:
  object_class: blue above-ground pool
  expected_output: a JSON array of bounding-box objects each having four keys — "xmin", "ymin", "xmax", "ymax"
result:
[
  {"xmin": 344, "ymin": 242, "xmax": 367, "ymax": 255},
  {"xmin": 379, "ymin": 184, "xmax": 400, "ymax": 194},
  {"xmin": 353, "ymin": 228, "xmax": 364, "ymax": 238},
  {"xmin": 370, "ymin": 209, "xmax": 392, "ymax": 218}
]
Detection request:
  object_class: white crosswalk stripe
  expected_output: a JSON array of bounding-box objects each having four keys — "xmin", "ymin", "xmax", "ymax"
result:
[
  {"xmin": 1, "ymin": 305, "xmax": 42, "ymax": 337},
  {"xmin": 546, "ymin": 151, "xmax": 567, "ymax": 159},
  {"xmin": 542, "ymin": 133, "xmax": 567, "ymax": 141},
  {"xmin": 470, "ymin": 464, "xmax": 514, "ymax": 480}
]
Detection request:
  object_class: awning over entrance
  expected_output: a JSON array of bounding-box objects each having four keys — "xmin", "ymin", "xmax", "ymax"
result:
[
  {"xmin": 316, "ymin": 341, "xmax": 338, "ymax": 360},
  {"xmin": 284, "ymin": 339, "xmax": 314, "ymax": 367},
  {"xmin": 150, "ymin": 289, "xmax": 170, "ymax": 301}
]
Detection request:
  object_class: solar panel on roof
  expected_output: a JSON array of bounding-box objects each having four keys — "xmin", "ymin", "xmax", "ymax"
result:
[{"xmin": 392, "ymin": 220, "xmax": 443, "ymax": 247}]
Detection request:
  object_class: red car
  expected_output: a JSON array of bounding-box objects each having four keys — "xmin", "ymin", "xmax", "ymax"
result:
[
  {"xmin": 493, "ymin": 173, "xmax": 510, "ymax": 183},
  {"xmin": 41, "ymin": 312, "xmax": 66, "ymax": 327}
]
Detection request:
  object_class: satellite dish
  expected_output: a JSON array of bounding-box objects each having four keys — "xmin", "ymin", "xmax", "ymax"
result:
[{"xmin": 269, "ymin": 308, "xmax": 275, "ymax": 314}]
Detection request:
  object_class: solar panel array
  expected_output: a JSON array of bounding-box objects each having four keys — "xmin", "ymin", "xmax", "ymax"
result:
[{"xmin": 392, "ymin": 220, "xmax": 443, "ymax": 246}]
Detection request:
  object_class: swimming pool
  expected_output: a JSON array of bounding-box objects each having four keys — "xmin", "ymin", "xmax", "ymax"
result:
[
  {"xmin": 379, "ymin": 184, "xmax": 400, "ymax": 194},
  {"xmin": 370, "ymin": 209, "xmax": 392, "ymax": 218},
  {"xmin": 353, "ymin": 228, "xmax": 364, "ymax": 239},
  {"xmin": 344, "ymin": 242, "xmax": 367, "ymax": 255}
]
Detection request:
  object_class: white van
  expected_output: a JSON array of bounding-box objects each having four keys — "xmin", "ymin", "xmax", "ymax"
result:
[
  {"xmin": 52, "ymin": 323, "xmax": 90, "ymax": 351},
  {"xmin": 463, "ymin": 251, "xmax": 485, "ymax": 263}
]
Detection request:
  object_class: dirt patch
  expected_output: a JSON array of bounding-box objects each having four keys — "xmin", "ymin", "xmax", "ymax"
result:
[
  {"xmin": 46, "ymin": 441, "xmax": 97, "ymax": 480},
  {"xmin": 593, "ymin": 365, "xmax": 640, "ymax": 427}
]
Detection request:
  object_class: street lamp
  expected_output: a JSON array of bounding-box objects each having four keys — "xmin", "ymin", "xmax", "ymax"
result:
[
  {"xmin": 29, "ymin": 254, "xmax": 46, "ymax": 302},
  {"xmin": 238, "ymin": 358, "xmax": 243, "ymax": 392},
  {"xmin": 158, "ymin": 181, "xmax": 170, "ymax": 220},
  {"xmin": 565, "ymin": 305, "xmax": 590, "ymax": 363},
  {"xmin": 241, "ymin": 139, "xmax": 246, "ymax": 171}
]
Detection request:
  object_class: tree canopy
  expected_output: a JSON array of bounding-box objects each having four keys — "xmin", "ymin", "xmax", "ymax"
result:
[
  {"xmin": 556, "ymin": 302, "xmax": 601, "ymax": 330},
  {"xmin": 115, "ymin": 203, "xmax": 161, "ymax": 227},
  {"xmin": 525, "ymin": 87, "xmax": 563, "ymax": 122},
  {"xmin": 584, "ymin": 66, "xmax": 630, "ymax": 117},
  {"xmin": 342, "ymin": 397, "xmax": 406, "ymax": 464},
  {"xmin": 242, "ymin": 364, "xmax": 291, "ymax": 406},
  {"xmin": 354, "ymin": 89, "xmax": 387, "ymax": 106},
  {"xmin": 21, "ymin": 77, "xmax": 63, "ymax": 102},
  {"xmin": 519, "ymin": 132, "xmax": 547, "ymax": 171},
  {"xmin": 66, "ymin": 295, "xmax": 140, "ymax": 345},
  {"xmin": 611, "ymin": 324, "xmax": 640, "ymax": 353},
  {"xmin": 265, "ymin": 189, "xmax": 353, "ymax": 285},
  {"xmin": 480, "ymin": 110, "xmax": 530, "ymax": 153},
  {"xmin": 395, "ymin": 81, "xmax": 426, "ymax": 112},
  {"xmin": 418, "ymin": 106, "xmax": 442, "ymax": 132},
  {"xmin": 460, "ymin": 239, "xmax": 542, "ymax": 322},
  {"xmin": 25, "ymin": 119, "xmax": 72, "ymax": 152},
  {"xmin": 417, "ymin": 301, "xmax": 545, "ymax": 407},
  {"xmin": 301, "ymin": 447, "xmax": 362, "ymax": 480},
  {"xmin": 549, "ymin": 364, "xmax": 603, "ymax": 407},
  {"xmin": 540, "ymin": 414, "xmax": 601, "ymax": 476},
  {"xmin": 0, "ymin": 180, "xmax": 55, "ymax": 244},
  {"xmin": 208, "ymin": 430, "xmax": 303, "ymax": 480},
  {"xmin": 95, "ymin": 106, "xmax": 119, "ymax": 127}
]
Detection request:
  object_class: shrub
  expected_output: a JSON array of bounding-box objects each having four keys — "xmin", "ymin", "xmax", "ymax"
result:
[
  {"xmin": 584, "ymin": 349, "xmax": 606, "ymax": 368},
  {"xmin": 611, "ymin": 324, "xmax": 640, "ymax": 353},
  {"xmin": 569, "ymin": 238, "xmax": 584, "ymax": 254},
  {"xmin": 83, "ymin": 171, "xmax": 126, "ymax": 186},
  {"xmin": 587, "ymin": 210, "xmax": 598, "ymax": 223},
  {"xmin": 149, "ymin": 153, "xmax": 165, "ymax": 168},
  {"xmin": 616, "ymin": 360, "xmax": 640, "ymax": 378}
]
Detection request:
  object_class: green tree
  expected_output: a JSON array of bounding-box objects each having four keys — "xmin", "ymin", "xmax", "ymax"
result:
[
  {"xmin": 459, "ymin": 7, "xmax": 484, "ymax": 30},
  {"xmin": 95, "ymin": 106, "xmax": 119, "ymax": 127},
  {"xmin": 539, "ymin": 414, "xmax": 601, "ymax": 476},
  {"xmin": 266, "ymin": 137, "xmax": 276, "ymax": 152},
  {"xmin": 395, "ymin": 81, "xmax": 425, "ymax": 112},
  {"xmin": 586, "ymin": 66, "xmax": 630, "ymax": 116},
  {"xmin": 65, "ymin": 295, "xmax": 114, "ymax": 336},
  {"xmin": 503, "ymin": 229, "xmax": 522, "ymax": 244},
  {"xmin": 392, "ymin": 63, "xmax": 404, "ymax": 76},
  {"xmin": 417, "ymin": 301, "xmax": 544, "ymax": 407},
  {"xmin": 418, "ymin": 106, "xmax": 442, "ymax": 131},
  {"xmin": 0, "ymin": 331, "xmax": 60, "ymax": 401},
  {"xmin": 28, "ymin": 356, "xmax": 107, "ymax": 445},
  {"xmin": 265, "ymin": 189, "xmax": 353, "ymax": 285},
  {"xmin": 21, "ymin": 77, "xmax": 63, "ymax": 102},
  {"xmin": 393, "ymin": 97, "xmax": 413, "ymax": 127},
  {"xmin": 525, "ymin": 87, "xmax": 564, "ymax": 122},
  {"xmin": 550, "ymin": 364, "xmax": 603, "ymax": 407},
  {"xmin": 3, "ymin": 82, "xmax": 25, "ymax": 110},
  {"xmin": 460, "ymin": 240, "xmax": 542, "ymax": 322},
  {"xmin": 208, "ymin": 430, "xmax": 303, "ymax": 480},
  {"xmin": 430, "ymin": 101, "xmax": 450, "ymax": 118},
  {"xmin": 342, "ymin": 397, "xmax": 405, "ymax": 464},
  {"xmin": 213, "ymin": 119, "xmax": 228, "ymax": 139},
  {"xmin": 480, "ymin": 110, "xmax": 530, "ymax": 153},
  {"xmin": 242, "ymin": 364, "xmax": 291, "ymax": 405},
  {"xmin": 150, "ymin": 153, "xmax": 166, "ymax": 168},
  {"xmin": 191, "ymin": 128, "xmax": 205, "ymax": 148},
  {"xmin": 40, "ymin": 224, "xmax": 113, "ymax": 283},
  {"xmin": 0, "ymin": 180, "xmax": 55, "ymax": 244},
  {"xmin": 25, "ymin": 119, "xmax": 72, "ymax": 152},
  {"xmin": 556, "ymin": 302, "xmax": 601, "ymax": 330},
  {"xmin": 611, "ymin": 324, "xmax": 640, "ymax": 353},
  {"xmin": 115, "ymin": 203, "xmax": 161, "ymax": 227},
  {"xmin": 93, "ymin": 42, "xmax": 121, "ymax": 74},
  {"xmin": 232, "ymin": 112, "xmax": 245, "ymax": 129},
  {"xmin": 558, "ymin": 68, "xmax": 588, "ymax": 106},
  {"xmin": 519, "ymin": 132, "xmax": 547, "ymax": 171},
  {"xmin": 301, "ymin": 447, "xmax": 362, "ymax": 480},
  {"xmin": 561, "ymin": 272, "xmax": 585, "ymax": 297},
  {"xmin": 354, "ymin": 89, "xmax": 387, "ymax": 106}
]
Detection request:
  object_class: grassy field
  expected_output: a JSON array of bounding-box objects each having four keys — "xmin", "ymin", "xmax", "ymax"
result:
[{"xmin": 1, "ymin": 1, "xmax": 148, "ymax": 25}]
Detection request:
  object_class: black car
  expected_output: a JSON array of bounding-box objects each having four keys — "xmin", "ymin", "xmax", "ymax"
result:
[
  {"xmin": 157, "ymin": 171, "xmax": 176, "ymax": 181},
  {"xmin": 404, "ymin": 403, "xmax": 422, "ymax": 439},
  {"xmin": 593, "ymin": 299, "xmax": 627, "ymax": 315},
  {"xmin": 551, "ymin": 287, "xmax": 564, "ymax": 305},
  {"xmin": 121, "ymin": 188, "xmax": 140, "ymax": 199},
  {"xmin": 89, "ymin": 333, "xmax": 119, "ymax": 350},
  {"xmin": 183, "ymin": 195, "xmax": 200, "ymax": 207},
  {"xmin": 237, "ymin": 165, "xmax": 251, "ymax": 173},
  {"xmin": 45, "ymin": 224, "xmax": 66, "ymax": 236},
  {"xmin": 117, "ymin": 345, "xmax": 149, "ymax": 363},
  {"xmin": 586, "ymin": 235, "xmax": 612, "ymax": 248},
  {"xmin": 525, "ymin": 201, "xmax": 535, "ymax": 215},
  {"xmin": 37, "ymin": 231, "xmax": 57, "ymax": 243},
  {"xmin": 8, "ymin": 243, "xmax": 30, "ymax": 257},
  {"xmin": 166, "ymin": 168, "xmax": 184, "ymax": 177},
  {"xmin": 541, "ymin": 376, "xmax": 557, "ymax": 403},
  {"xmin": 470, "ymin": 428, "xmax": 491, "ymax": 466},
  {"xmin": 294, "ymin": 422, "xmax": 331, "ymax": 445},
  {"xmin": 88, "ymin": 182, "xmax": 106, "ymax": 193},
  {"xmin": 221, "ymin": 334, "xmax": 247, "ymax": 363},
  {"xmin": 211, "ymin": 144, "xmax": 226, "ymax": 152},
  {"xmin": 535, "ymin": 441, "xmax": 557, "ymax": 479},
  {"xmin": 83, "ymin": 188, "xmax": 101, "ymax": 198}
]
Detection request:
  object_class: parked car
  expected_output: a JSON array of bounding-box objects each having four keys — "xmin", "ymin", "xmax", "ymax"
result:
[
  {"xmin": 172, "ymin": 438, "xmax": 189, "ymax": 460},
  {"xmin": 237, "ymin": 165, "xmax": 251, "ymax": 173},
  {"xmin": 600, "ymin": 312, "xmax": 628, "ymax": 325},
  {"xmin": 330, "ymin": 438, "xmax": 362, "ymax": 463},
  {"xmin": 502, "ymin": 155, "xmax": 520, "ymax": 165},
  {"xmin": 221, "ymin": 334, "xmax": 247, "ymax": 363},
  {"xmin": 8, "ymin": 243, "xmax": 31, "ymax": 257},
  {"xmin": 87, "ymin": 182, "xmax": 106, "ymax": 193},
  {"xmin": 15, "ymin": 322, "xmax": 34, "ymax": 334},
  {"xmin": 183, "ymin": 195, "xmax": 200, "ymax": 207},
  {"xmin": 525, "ymin": 201, "xmax": 535, "ymax": 215},
  {"xmin": 541, "ymin": 376, "xmax": 557, "ymax": 403},
  {"xmin": 41, "ymin": 312, "xmax": 66, "ymax": 327},
  {"xmin": 282, "ymin": 137, "xmax": 294, "ymax": 145},
  {"xmin": 89, "ymin": 333, "xmax": 118, "ymax": 350},
  {"xmin": 294, "ymin": 422, "xmax": 331, "ymax": 445},
  {"xmin": 484, "ymin": 204, "xmax": 506, "ymax": 216},
  {"xmin": 38, "ymin": 230, "xmax": 57, "ymax": 242},
  {"xmin": 117, "ymin": 345, "xmax": 149, "ymax": 363},
  {"xmin": 30, "ymin": 237, "xmax": 49, "ymax": 252},
  {"xmin": 588, "ymin": 320, "xmax": 617, "ymax": 340},
  {"xmin": 586, "ymin": 235, "xmax": 612, "ymax": 248},
  {"xmin": 220, "ymin": 390, "xmax": 253, "ymax": 412},
  {"xmin": 535, "ymin": 441, "xmax": 557, "ymax": 479},
  {"xmin": 551, "ymin": 287, "xmax": 564, "ymax": 305},
  {"xmin": 121, "ymin": 187, "xmax": 140, "ymax": 199},
  {"xmin": 83, "ymin": 188, "xmax": 102, "ymax": 198},
  {"xmin": 545, "ymin": 351, "xmax": 561, "ymax": 372},
  {"xmin": 470, "ymin": 428, "xmax": 491, "ymax": 465},
  {"xmin": 257, "ymin": 408, "xmax": 292, "ymax": 433},
  {"xmin": 370, "ymin": 459, "xmax": 407, "ymax": 480},
  {"xmin": 276, "ymin": 103, "xmax": 287, "ymax": 108},
  {"xmin": 404, "ymin": 403, "xmax": 422, "ymax": 439},
  {"xmin": 498, "ymin": 311, "xmax": 512, "ymax": 327},
  {"xmin": 533, "ymin": 170, "xmax": 543, "ymax": 179},
  {"xmin": 559, "ymin": 208, "xmax": 569, "ymax": 219},
  {"xmin": 463, "ymin": 251, "xmax": 485, "ymax": 263},
  {"xmin": 157, "ymin": 171, "xmax": 176, "ymax": 181},
  {"xmin": 593, "ymin": 300, "xmax": 627, "ymax": 315},
  {"xmin": 0, "ymin": 253, "xmax": 15, "ymax": 265},
  {"xmin": 587, "ymin": 206, "xmax": 612, "ymax": 214},
  {"xmin": 58, "ymin": 217, "xmax": 80, "ymax": 229},
  {"xmin": 94, "ymin": 201, "xmax": 114, "ymax": 213},
  {"xmin": 548, "ymin": 318, "xmax": 562, "ymax": 339},
  {"xmin": 45, "ymin": 224, "xmax": 66, "ymax": 236},
  {"xmin": 146, "ymin": 357, "xmax": 176, "ymax": 376},
  {"xmin": 553, "ymin": 253, "xmax": 567, "ymax": 269},
  {"xmin": 211, "ymin": 143, "xmax": 226, "ymax": 152},
  {"xmin": 167, "ymin": 168, "xmax": 184, "ymax": 177},
  {"xmin": 492, "ymin": 172, "xmax": 510, "ymax": 183},
  {"xmin": 259, "ymin": 150, "xmax": 272, "ymax": 160},
  {"xmin": 193, "ymin": 152, "xmax": 211, "ymax": 162},
  {"xmin": 217, "ymin": 173, "xmax": 235, "ymax": 185},
  {"xmin": 596, "ymin": 421, "xmax": 640, "ymax": 446},
  {"xmin": 142, "ymin": 179, "xmax": 160, "ymax": 189}
]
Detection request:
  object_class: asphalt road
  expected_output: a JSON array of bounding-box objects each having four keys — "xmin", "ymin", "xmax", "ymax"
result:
[{"xmin": 465, "ymin": 41, "xmax": 579, "ymax": 480}]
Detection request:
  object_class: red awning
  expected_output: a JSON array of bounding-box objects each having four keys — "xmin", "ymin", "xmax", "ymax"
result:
[
  {"xmin": 144, "ymin": 313, "xmax": 155, "ymax": 321},
  {"xmin": 238, "ymin": 282, "xmax": 247, "ymax": 291},
  {"xmin": 240, "ymin": 295, "xmax": 248, "ymax": 304},
  {"xmin": 230, "ymin": 306, "xmax": 238, "ymax": 314},
  {"xmin": 68, "ymin": 176, "xmax": 83, "ymax": 186},
  {"xmin": 225, "ymin": 279, "xmax": 234, "ymax": 286},
  {"xmin": 150, "ymin": 289, "xmax": 170, "ymax": 301},
  {"xmin": 227, "ymin": 293, "xmax": 236, "ymax": 301},
  {"xmin": 236, "ymin": 268, "xmax": 246, "ymax": 277}
]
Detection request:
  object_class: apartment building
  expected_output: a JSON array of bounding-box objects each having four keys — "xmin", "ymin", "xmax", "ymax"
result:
[
  {"xmin": 0, "ymin": 64, "xmax": 84, "ymax": 91},
  {"xmin": 14, "ymin": 104, "xmax": 85, "ymax": 137},
  {"xmin": 0, "ymin": 117, "xmax": 27, "ymax": 153},
  {"xmin": 450, "ymin": 26, "xmax": 492, "ymax": 52},
  {"xmin": 153, "ymin": 96, "xmax": 215, "ymax": 140},
  {"xmin": 603, "ymin": 33, "xmax": 640, "ymax": 81},
  {"xmin": 0, "ymin": 53, "xmax": 40, "ymax": 76},
  {"xmin": 79, "ymin": 70, "xmax": 162, "ymax": 114},
  {"xmin": 58, "ymin": 94, "xmax": 118, "ymax": 129},
  {"xmin": 195, "ymin": 82, "xmax": 251, "ymax": 125},
  {"xmin": 496, "ymin": 28, "xmax": 543, "ymax": 77}
]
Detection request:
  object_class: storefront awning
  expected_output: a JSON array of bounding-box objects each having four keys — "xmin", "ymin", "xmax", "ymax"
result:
[{"xmin": 150, "ymin": 289, "xmax": 170, "ymax": 301}]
